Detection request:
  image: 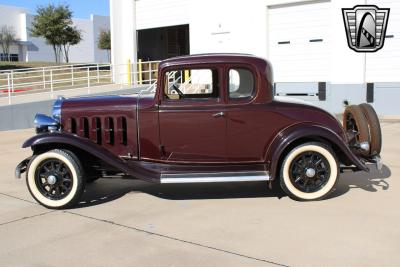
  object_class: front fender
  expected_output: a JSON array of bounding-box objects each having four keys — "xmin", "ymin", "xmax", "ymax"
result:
[
  {"xmin": 22, "ymin": 133, "xmax": 159, "ymax": 182},
  {"xmin": 266, "ymin": 123, "xmax": 368, "ymax": 180}
]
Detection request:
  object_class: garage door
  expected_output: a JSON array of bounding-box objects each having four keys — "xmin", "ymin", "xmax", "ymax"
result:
[
  {"xmin": 268, "ymin": 1, "xmax": 331, "ymax": 82},
  {"xmin": 366, "ymin": 0, "xmax": 400, "ymax": 82}
]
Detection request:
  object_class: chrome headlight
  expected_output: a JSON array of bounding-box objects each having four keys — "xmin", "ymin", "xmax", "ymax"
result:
[
  {"xmin": 52, "ymin": 96, "xmax": 64, "ymax": 122},
  {"xmin": 34, "ymin": 114, "xmax": 60, "ymax": 133}
]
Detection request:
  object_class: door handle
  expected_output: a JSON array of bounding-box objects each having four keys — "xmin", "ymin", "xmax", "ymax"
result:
[{"xmin": 212, "ymin": 112, "xmax": 225, "ymax": 118}]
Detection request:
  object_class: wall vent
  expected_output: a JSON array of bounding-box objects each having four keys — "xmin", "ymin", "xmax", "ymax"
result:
[
  {"xmin": 366, "ymin": 83, "xmax": 374, "ymax": 103},
  {"xmin": 318, "ymin": 82, "xmax": 326, "ymax": 101}
]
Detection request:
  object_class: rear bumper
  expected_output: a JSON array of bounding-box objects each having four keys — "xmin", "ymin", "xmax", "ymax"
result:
[
  {"xmin": 340, "ymin": 155, "xmax": 382, "ymax": 172},
  {"xmin": 15, "ymin": 157, "xmax": 32, "ymax": 179},
  {"xmin": 370, "ymin": 155, "xmax": 383, "ymax": 171}
]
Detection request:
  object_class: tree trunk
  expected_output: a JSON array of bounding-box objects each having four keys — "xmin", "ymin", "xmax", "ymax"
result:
[
  {"xmin": 52, "ymin": 44, "xmax": 58, "ymax": 63},
  {"xmin": 63, "ymin": 44, "xmax": 69, "ymax": 63},
  {"xmin": 5, "ymin": 44, "xmax": 9, "ymax": 61},
  {"xmin": 57, "ymin": 45, "xmax": 63, "ymax": 63}
]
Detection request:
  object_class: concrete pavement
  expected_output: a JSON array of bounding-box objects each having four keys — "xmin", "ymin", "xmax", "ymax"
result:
[{"xmin": 0, "ymin": 124, "xmax": 399, "ymax": 267}]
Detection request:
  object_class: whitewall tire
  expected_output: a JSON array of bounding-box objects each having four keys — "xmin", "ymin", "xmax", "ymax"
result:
[
  {"xmin": 26, "ymin": 149, "xmax": 85, "ymax": 209},
  {"xmin": 280, "ymin": 142, "xmax": 339, "ymax": 201}
]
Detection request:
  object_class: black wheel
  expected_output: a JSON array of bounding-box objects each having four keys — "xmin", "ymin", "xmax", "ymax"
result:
[
  {"xmin": 280, "ymin": 142, "xmax": 339, "ymax": 201},
  {"xmin": 26, "ymin": 149, "xmax": 85, "ymax": 209}
]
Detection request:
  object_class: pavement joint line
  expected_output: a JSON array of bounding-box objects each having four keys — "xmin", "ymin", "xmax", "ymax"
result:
[
  {"xmin": 0, "ymin": 211, "xmax": 56, "ymax": 227},
  {"xmin": 1, "ymin": 191, "xmax": 289, "ymax": 266},
  {"xmin": 65, "ymin": 211, "xmax": 289, "ymax": 267},
  {"xmin": 0, "ymin": 192, "xmax": 38, "ymax": 205}
]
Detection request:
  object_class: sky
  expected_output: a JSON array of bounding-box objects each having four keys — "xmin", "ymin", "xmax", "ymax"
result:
[{"xmin": 0, "ymin": 0, "xmax": 109, "ymax": 18}]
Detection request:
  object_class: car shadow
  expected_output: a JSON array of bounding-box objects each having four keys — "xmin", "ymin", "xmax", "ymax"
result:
[
  {"xmin": 76, "ymin": 164, "xmax": 391, "ymax": 208},
  {"xmin": 76, "ymin": 179, "xmax": 285, "ymax": 208},
  {"xmin": 328, "ymin": 164, "xmax": 391, "ymax": 199}
]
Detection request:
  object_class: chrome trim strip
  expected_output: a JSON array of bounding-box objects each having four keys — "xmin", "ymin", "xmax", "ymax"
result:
[{"xmin": 160, "ymin": 171, "xmax": 270, "ymax": 183}]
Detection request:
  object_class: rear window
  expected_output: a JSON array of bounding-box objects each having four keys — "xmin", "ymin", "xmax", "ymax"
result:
[{"xmin": 229, "ymin": 69, "xmax": 254, "ymax": 99}]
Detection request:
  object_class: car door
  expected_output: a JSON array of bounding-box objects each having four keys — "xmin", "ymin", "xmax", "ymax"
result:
[
  {"xmin": 225, "ymin": 67, "xmax": 269, "ymax": 163},
  {"xmin": 158, "ymin": 67, "xmax": 227, "ymax": 163}
]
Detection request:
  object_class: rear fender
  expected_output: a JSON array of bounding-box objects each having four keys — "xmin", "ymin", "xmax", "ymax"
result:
[{"xmin": 266, "ymin": 123, "xmax": 368, "ymax": 180}]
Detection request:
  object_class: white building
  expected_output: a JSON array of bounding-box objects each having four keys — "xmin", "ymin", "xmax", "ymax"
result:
[
  {"xmin": 110, "ymin": 0, "xmax": 400, "ymax": 115},
  {"xmin": 0, "ymin": 4, "xmax": 110, "ymax": 63}
]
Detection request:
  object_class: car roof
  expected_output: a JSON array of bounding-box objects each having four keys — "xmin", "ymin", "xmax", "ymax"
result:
[{"xmin": 159, "ymin": 53, "xmax": 269, "ymax": 69}]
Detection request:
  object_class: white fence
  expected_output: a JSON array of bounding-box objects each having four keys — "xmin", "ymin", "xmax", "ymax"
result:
[{"xmin": 0, "ymin": 60, "xmax": 160, "ymax": 105}]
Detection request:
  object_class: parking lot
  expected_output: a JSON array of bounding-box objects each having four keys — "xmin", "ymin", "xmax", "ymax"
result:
[{"xmin": 0, "ymin": 123, "xmax": 399, "ymax": 267}]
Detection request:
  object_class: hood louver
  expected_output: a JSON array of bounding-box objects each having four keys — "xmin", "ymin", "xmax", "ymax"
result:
[{"xmin": 66, "ymin": 116, "xmax": 128, "ymax": 147}]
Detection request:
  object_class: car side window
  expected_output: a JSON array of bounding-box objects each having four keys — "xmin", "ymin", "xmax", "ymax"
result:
[
  {"xmin": 229, "ymin": 69, "xmax": 255, "ymax": 99},
  {"xmin": 164, "ymin": 69, "xmax": 219, "ymax": 100}
]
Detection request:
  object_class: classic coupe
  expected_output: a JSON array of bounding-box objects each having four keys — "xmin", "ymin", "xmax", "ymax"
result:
[{"xmin": 15, "ymin": 54, "xmax": 382, "ymax": 208}]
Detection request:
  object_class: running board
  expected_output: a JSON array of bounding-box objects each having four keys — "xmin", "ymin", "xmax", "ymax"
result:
[{"xmin": 160, "ymin": 171, "xmax": 270, "ymax": 184}]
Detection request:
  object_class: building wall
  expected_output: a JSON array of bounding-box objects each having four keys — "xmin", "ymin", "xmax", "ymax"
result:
[
  {"xmin": 136, "ymin": 0, "xmax": 191, "ymax": 30},
  {"xmin": 92, "ymin": 15, "xmax": 111, "ymax": 63},
  {"xmin": 0, "ymin": 5, "xmax": 28, "ymax": 61},
  {"xmin": 111, "ymin": 0, "xmax": 399, "ymax": 115},
  {"xmin": 25, "ymin": 14, "xmax": 58, "ymax": 62},
  {"xmin": 0, "ymin": 5, "xmax": 27, "ymax": 40},
  {"xmin": 0, "ymin": 4, "xmax": 110, "ymax": 63},
  {"xmin": 366, "ymin": 0, "xmax": 400, "ymax": 82},
  {"xmin": 68, "ymin": 18, "xmax": 95, "ymax": 63}
]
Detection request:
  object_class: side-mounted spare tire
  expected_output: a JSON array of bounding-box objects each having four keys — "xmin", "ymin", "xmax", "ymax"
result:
[
  {"xmin": 343, "ymin": 105, "xmax": 370, "ymax": 156},
  {"xmin": 359, "ymin": 103, "xmax": 382, "ymax": 156}
]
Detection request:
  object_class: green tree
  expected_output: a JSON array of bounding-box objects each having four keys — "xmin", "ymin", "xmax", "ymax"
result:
[
  {"xmin": 61, "ymin": 26, "xmax": 82, "ymax": 63},
  {"xmin": 98, "ymin": 29, "xmax": 111, "ymax": 62},
  {"xmin": 30, "ymin": 4, "xmax": 81, "ymax": 63},
  {"xmin": 0, "ymin": 26, "xmax": 17, "ymax": 61}
]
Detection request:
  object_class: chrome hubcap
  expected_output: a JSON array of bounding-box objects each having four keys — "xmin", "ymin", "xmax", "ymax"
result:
[
  {"xmin": 47, "ymin": 175, "xmax": 57, "ymax": 185},
  {"xmin": 305, "ymin": 168, "xmax": 316, "ymax": 178}
]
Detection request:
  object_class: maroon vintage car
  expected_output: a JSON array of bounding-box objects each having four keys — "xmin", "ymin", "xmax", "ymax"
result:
[{"xmin": 15, "ymin": 54, "xmax": 382, "ymax": 209}]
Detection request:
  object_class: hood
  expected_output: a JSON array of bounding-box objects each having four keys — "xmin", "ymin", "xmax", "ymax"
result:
[{"xmin": 62, "ymin": 95, "xmax": 138, "ymax": 113}]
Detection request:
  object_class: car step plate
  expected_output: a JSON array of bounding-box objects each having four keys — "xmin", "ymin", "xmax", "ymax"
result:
[{"xmin": 160, "ymin": 171, "xmax": 270, "ymax": 183}]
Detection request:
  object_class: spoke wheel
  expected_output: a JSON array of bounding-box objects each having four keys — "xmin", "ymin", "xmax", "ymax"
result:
[
  {"xmin": 280, "ymin": 142, "xmax": 339, "ymax": 201},
  {"xmin": 27, "ymin": 149, "xmax": 85, "ymax": 209},
  {"xmin": 35, "ymin": 159, "xmax": 74, "ymax": 200},
  {"xmin": 289, "ymin": 151, "xmax": 330, "ymax": 193}
]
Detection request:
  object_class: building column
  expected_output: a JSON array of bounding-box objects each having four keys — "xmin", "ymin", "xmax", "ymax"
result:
[{"xmin": 110, "ymin": 0, "xmax": 137, "ymax": 84}]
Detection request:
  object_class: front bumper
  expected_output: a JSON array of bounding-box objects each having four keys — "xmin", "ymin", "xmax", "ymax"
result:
[{"xmin": 15, "ymin": 157, "xmax": 32, "ymax": 179}]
